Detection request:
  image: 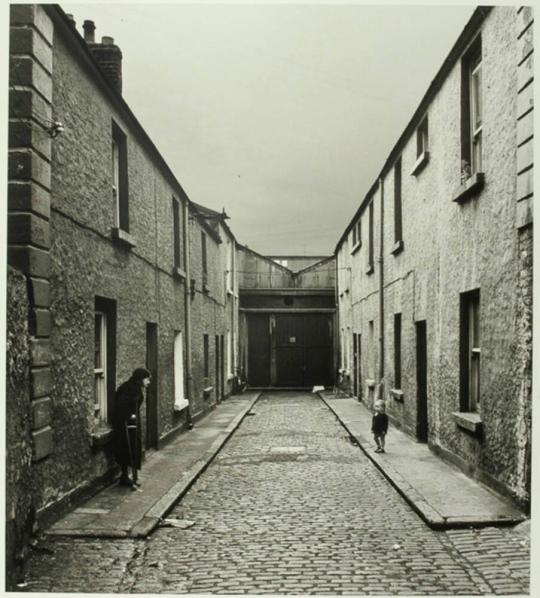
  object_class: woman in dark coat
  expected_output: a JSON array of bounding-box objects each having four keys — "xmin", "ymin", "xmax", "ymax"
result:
[{"xmin": 113, "ymin": 367, "xmax": 151, "ymax": 488}]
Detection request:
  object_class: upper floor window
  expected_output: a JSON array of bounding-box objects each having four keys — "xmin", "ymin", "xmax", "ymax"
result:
[
  {"xmin": 417, "ymin": 117, "xmax": 428, "ymax": 157},
  {"xmin": 226, "ymin": 238, "xmax": 234, "ymax": 293},
  {"xmin": 352, "ymin": 219, "xmax": 361, "ymax": 251},
  {"xmin": 461, "ymin": 37, "xmax": 482, "ymax": 182},
  {"xmin": 392, "ymin": 158, "xmax": 404, "ymax": 254},
  {"xmin": 201, "ymin": 231, "xmax": 208, "ymax": 288},
  {"xmin": 393, "ymin": 313, "xmax": 402, "ymax": 390},
  {"xmin": 203, "ymin": 333, "xmax": 209, "ymax": 378},
  {"xmin": 111, "ymin": 121, "xmax": 129, "ymax": 232},
  {"xmin": 172, "ymin": 197, "xmax": 184, "ymax": 272}
]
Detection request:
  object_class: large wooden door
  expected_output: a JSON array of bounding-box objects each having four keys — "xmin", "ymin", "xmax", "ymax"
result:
[
  {"xmin": 247, "ymin": 314, "xmax": 271, "ymax": 386},
  {"xmin": 274, "ymin": 314, "xmax": 333, "ymax": 387}
]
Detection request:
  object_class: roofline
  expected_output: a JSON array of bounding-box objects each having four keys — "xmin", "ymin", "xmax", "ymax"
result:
[
  {"xmin": 237, "ymin": 244, "xmax": 293, "ymax": 274},
  {"xmin": 334, "ymin": 5, "xmax": 492, "ymax": 254},
  {"xmin": 294, "ymin": 255, "xmax": 336, "ymax": 276},
  {"xmin": 46, "ymin": 5, "xmax": 195, "ymax": 208}
]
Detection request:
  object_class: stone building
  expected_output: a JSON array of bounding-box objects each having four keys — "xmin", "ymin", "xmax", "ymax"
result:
[
  {"xmin": 6, "ymin": 4, "xmax": 245, "ymax": 573},
  {"xmin": 237, "ymin": 248, "xmax": 337, "ymax": 388},
  {"xmin": 335, "ymin": 6, "xmax": 533, "ymax": 509}
]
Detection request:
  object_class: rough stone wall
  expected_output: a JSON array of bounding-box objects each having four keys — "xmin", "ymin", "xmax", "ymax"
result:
[
  {"xmin": 5, "ymin": 268, "xmax": 33, "ymax": 585},
  {"xmin": 337, "ymin": 7, "xmax": 531, "ymax": 506},
  {"xmin": 28, "ymin": 22, "xmax": 190, "ymax": 516}
]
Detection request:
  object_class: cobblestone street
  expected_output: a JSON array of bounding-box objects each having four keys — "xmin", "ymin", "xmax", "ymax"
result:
[{"xmin": 23, "ymin": 392, "xmax": 530, "ymax": 595}]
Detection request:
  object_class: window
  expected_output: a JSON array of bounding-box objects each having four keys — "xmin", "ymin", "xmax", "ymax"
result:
[
  {"xmin": 111, "ymin": 121, "xmax": 129, "ymax": 232},
  {"xmin": 393, "ymin": 158, "xmax": 403, "ymax": 251},
  {"xmin": 201, "ymin": 231, "xmax": 208, "ymax": 287},
  {"xmin": 460, "ymin": 290, "xmax": 480, "ymax": 412},
  {"xmin": 394, "ymin": 313, "xmax": 402, "ymax": 390},
  {"xmin": 203, "ymin": 334, "xmax": 209, "ymax": 378},
  {"xmin": 94, "ymin": 311, "xmax": 107, "ymax": 420},
  {"xmin": 352, "ymin": 219, "xmax": 361, "ymax": 250},
  {"xmin": 417, "ymin": 117, "xmax": 428, "ymax": 157},
  {"xmin": 94, "ymin": 297, "xmax": 116, "ymax": 422},
  {"xmin": 172, "ymin": 197, "xmax": 184, "ymax": 271},
  {"xmin": 226, "ymin": 238, "xmax": 234, "ymax": 293},
  {"xmin": 367, "ymin": 201, "xmax": 374, "ymax": 273},
  {"xmin": 461, "ymin": 37, "xmax": 482, "ymax": 181},
  {"xmin": 174, "ymin": 331, "xmax": 186, "ymax": 408}
]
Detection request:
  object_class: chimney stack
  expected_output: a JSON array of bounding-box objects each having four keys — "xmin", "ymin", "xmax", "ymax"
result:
[
  {"xmin": 83, "ymin": 19, "xmax": 95, "ymax": 42},
  {"xmin": 82, "ymin": 21, "xmax": 123, "ymax": 95},
  {"xmin": 66, "ymin": 14, "xmax": 76, "ymax": 27}
]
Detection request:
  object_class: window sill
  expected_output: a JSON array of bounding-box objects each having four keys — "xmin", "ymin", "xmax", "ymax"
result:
[
  {"xmin": 203, "ymin": 386, "xmax": 214, "ymax": 399},
  {"xmin": 111, "ymin": 227, "xmax": 136, "ymax": 248},
  {"xmin": 365, "ymin": 264, "xmax": 374, "ymax": 276},
  {"xmin": 390, "ymin": 388, "xmax": 404, "ymax": 402},
  {"xmin": 410, "ymin": 150, "xmax": 430, "ymax": 176},
  {"xmin": 173, "ymin": 398, "xmax": 189, "ymax": 412},
  {"xmin": 452, "ymin": 172, "xmax": 485, "ymax": 204},
  {"xmin": 390, "ymin": 240, "xmax": 404, "ymax": 256},
  {"xmin": 366, "ymin": 378, "xmax": 376, "ymax": 388},
  {"xmin": 453, "ymin": 411, "xmax": 483, "ymax": 436},
  {"xmin": 351, "ymin": 241, "xmax": 362, "ymax": 255},
  {"xmin": 91, "ymin": 424, "xmax": 113, "ymax": 448},
  {"xmin": 173, "ymin": 266, "xmax": 186, "ymax": 280}
]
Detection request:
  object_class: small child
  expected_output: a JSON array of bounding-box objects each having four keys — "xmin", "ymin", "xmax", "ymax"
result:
[{"xmin": 371, "ymin": 400, "xmax": 388, "ymax": 453}]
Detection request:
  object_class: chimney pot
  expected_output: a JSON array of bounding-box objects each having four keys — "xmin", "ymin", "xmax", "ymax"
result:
[
  {"xmin": 101, "ymin": 36, "xmax": 115, "ymax": 46},
  {"xmin": 83, "ymin": 19, "xmax": 95, "ymax": 43}
]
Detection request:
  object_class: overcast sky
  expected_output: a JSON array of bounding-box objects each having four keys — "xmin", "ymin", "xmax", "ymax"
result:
[{"xmin": 64, "ymin": 2, "xmax": 474, "ymax": 256}]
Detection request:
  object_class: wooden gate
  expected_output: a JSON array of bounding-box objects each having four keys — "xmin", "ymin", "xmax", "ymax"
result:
[{"xmin": 248, "ymin": 313, "xmax": 333, "ymax": 388}]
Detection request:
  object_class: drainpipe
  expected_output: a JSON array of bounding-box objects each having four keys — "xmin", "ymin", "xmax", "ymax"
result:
[
  {"xmin": 231, "ymin": 239, "xmax": 236, "ymax": 383},
  {"xmin": 378, "ymin": 177, "xmax": 385, "ymax": 402},
  {"xmin": 334, "ymin": 252, "xmax": 340, "ymax": 385},
  {"xmin": 183, "ymin": 200, "xmax": 193, "ymax": 428}
]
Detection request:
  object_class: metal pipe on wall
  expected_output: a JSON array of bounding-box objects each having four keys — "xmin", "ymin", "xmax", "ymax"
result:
[
  {"xmin": 378, "ymin": 177, "xmax": 385, "ymax": 401},
  {"xmin": 183, "ymin": 199, "xmax": 193, "ymax": 427}
]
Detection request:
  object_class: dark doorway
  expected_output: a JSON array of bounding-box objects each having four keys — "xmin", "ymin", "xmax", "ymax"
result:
[
  {"xmin": 248, "ymin": 314, "xmax": 271, "ymax": 386},
  {"xmin": 215, "ymin": 335, "xmax": 220, "ymax": 402},
  {"xmin": 145, "ymin": 322, "xmax": 159, "ymax": 449},
  {"xmin": 416, "ymin": 320, "xmax": 428, "ymax": 442},
  {"xmin": 248, "ymin": 313, "xmax": 333, "ymax": 388},
  {"xmin": 353, "ymin": 333, "xmax": 362, "ymax": 401},
  {"xmin": 220, "ymin": 334, "xmax": 225, "ymax": 398}
]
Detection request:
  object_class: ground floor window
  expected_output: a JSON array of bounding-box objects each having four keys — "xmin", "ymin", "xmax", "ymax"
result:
[
  {"xmin": 174, "ymin": 331, "xmax": 185, "ymax": 404},
  {"xmin": 460, "ymin": 289, "xmax": 480, "ymax": 411},
  {"xmin": 94, "ymin": 311, "xmax": 107, "ymax": 420}
]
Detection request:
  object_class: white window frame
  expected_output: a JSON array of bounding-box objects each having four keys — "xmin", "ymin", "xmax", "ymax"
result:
[
  {"xmin": 112, "ymin": 138, "xmax": 120, "ymax": 228},
  {"xmin": 94, "ymin": 311, "xmax": 107, "ymax": 420},
  {"xmin": 174, "ymin": 331, "xmax": 188, "ymax": 410},
  {"xmin": 470, "ymin": 57, "xmax": 482, "ymax": 174}
]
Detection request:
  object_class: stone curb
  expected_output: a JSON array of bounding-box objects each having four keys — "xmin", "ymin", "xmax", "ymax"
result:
[
  {"xmin": 129, "ymin": 392, "xmax": 262, "ymax": 538},
  {"xmin": 318, "ymin": 392, "xmax": 524, "ymax": 529}
]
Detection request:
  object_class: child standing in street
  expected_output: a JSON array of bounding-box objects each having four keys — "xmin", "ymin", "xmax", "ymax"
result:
[{"xmin": 371, "ymin": 400, "xmax": 388, "ymax": 453}]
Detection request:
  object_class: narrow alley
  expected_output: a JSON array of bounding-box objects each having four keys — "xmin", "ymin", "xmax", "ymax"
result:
[{"xmin": 21, "ymin": 393, "xmax": 530, "ymax": 595}]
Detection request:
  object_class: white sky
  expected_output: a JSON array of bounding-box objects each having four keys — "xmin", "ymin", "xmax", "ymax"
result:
[{"xmin": 64, "ymin": 2, "xmax": 474, "ymax": 255}]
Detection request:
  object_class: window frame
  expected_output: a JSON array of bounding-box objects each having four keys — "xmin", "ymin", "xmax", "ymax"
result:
[
  {"xmin": 172, "ymin": 197, "xmax": 184, "ymax": 273},
  {"xmin": 460, "ymin": 36, "xmax": 483, "ymax": 182},
  {"xmin": 111, "ymin": 121, "xmax": 129, "ymax": 233},
  {"xmin": 201, "ymin": 231, "xmax": 208, "ymax": 289},
  {"xmin": 460, "ymin": 289, "xmax": 480, "ymax": 412},
  {"xmin": 391, "ymin": 157, "xmax": 404, "ymax": 255},
  {"xmin": 367, "ymin": 201, "xmax": 374, "ymax": 274},
  {"xmin": 94, "ymin": 310, "xmax": 108, "ymax": 420}
]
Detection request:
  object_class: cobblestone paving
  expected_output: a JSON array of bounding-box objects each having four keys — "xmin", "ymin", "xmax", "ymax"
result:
[{"xmin": 23, "ymin": 392, "xmax": 530, "ymax": 595}]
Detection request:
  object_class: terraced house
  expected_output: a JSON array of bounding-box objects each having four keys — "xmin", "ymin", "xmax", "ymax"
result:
[
  {"xmin": 5, "ymin": 3, "xmax": 251, "ymax": 570},
  {"xmin": 336, "ymin": 6, "xmax": 533, "ymax": 509}
]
